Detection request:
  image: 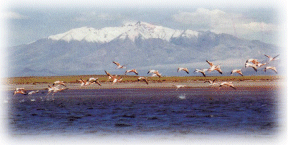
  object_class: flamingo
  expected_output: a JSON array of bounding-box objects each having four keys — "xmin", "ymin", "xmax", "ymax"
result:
[
  {"xmin": 147, "ymin": 69, "xmax": 157, "ymax": 74},
  {"xmin": 194, "ymin": 69, "xmax": 208, "ymax": 77},
  {"xmin": 245, "ymin": 63, "xmax": 257, "ymax": 72},
  {"xmin": 173, "ymin": 85, "xmax": 186, "ymax": 90},
  {"xmin": 46, "ymin": 85, "xmax": 68, "ymax": 100},
  {"xmin": 104, "ymin": 70, "xmax": 113, "ymax": 82},
  {"xmin": 206, "ymin": 60, "xmax": 222, "ymax": 74},
  {"xmin": 148, "ymin": 70, "xmax": 162, "ymax": 77},
  {"xmin": 104, "ymin": 70, "xmax": 122, "ymax": 85},
  {"xmin": 112, "ymin": 76, "xmax": 123, "ymax": 85},
  {"xmin": 263, "ymin": 66, "xmax": 277, "ymax": 74},
  {"xmin": 246, "ymin": 59, "xmax": 260, "ymax": 65},
  {"xmin": 153, "ymin": 71, "xmax": 162, "ymax": 78},
  {"xmin": 113, "ymin": 61, "xmax": 126, "ymax": 69},
  {"xmin": 150, "ymin": 74, "xmax": 158, "ymax": 77},
  {"xmin": 231, "ymin": 69, "xmax": 243, "ymax": 76},
  {"xmin": 177, "ymin": 67, "xmax": 189, "ymax": 74},
  {"xmin": 78, "ymin": 78, "xmax": 101, "ymax": 86},
  {"xmin": 88, "ymin": 77, "xmax": 102, "ymax": 86},
  {"xmin": 78, "ymin": 78, "xmax": 90, "ymax": 86},
  {"xmin": 219, "ymin": 82, "xmax": 236, "ymax": 90},
  {"xmin": 138, "ymin": 77, "xmax": 149, "ymax": 85},
  {"xmin": 256, "ymin": 62, "xmax": 267, "ymax": 67},
  {"xmin": 125, "ymin": 69, "xmax": 138, "ymax": 75},
  {"xmin": 53, "ymin": 80, "xmax": 66, "ymax": 87},
  {"xmin": 13, "ymin": 88, "xmax": 27, "ymax": 95},
  {"xmin": 28, "ymin": 90, "xmax": 39, "ymax": 95},
  {"xmin": 204, "ymin": 78, "xmax": 218, "ymax": 86},
  {"xmin": 264, "ymin": 54, "xmax": 279, "ymax": 62}
]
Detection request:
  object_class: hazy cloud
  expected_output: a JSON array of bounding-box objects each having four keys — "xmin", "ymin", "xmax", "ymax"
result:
[
  {"xmin": 172, "ymin": 8, "xmax": 278, "ymax": 36},
  {"xmin": 0, "ymin": 11, "xmax": 29, "ymax": 19},
  {"xmin": 74, "ymin": 12, "xmax": 125, "ymax": 22}
]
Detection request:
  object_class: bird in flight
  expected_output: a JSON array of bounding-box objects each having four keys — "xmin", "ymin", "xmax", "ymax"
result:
[
  {"xmin": 53, "ymin": 80, "xmax": 66, "ymax": 87},
  {"xmin": 113, "ymin": 61, "xmax": 126, "ymax": 69},
  {"xmin": 194, "ymin": 69, "xmax": 208, "ymax": 77},
  {"xmin": 206, "ymin": 60, "xmax": 222, "ymax": 74},
  {"xmin": 204, "ymin": 78, "xmax": 218, "ymax": 86},
  {"xmin": 104, "ymin": 70, "xmax": 122, "ymax": 85},
  {"xmin": 264, "ymin": 54, "xmax": 279, "ymax": 62},
  {"xmin": 148, "ymin": 69, "xmax": 162, "ymax": 78},
  {"xmin": 219, "ymin": 82, "xmax": 236, "ymax": 90},
  {"xmin": 245, "ymin": 62, "xmax": 258, "ymax": 72},
  {"xmin": 138, "ymin": 77, "xmax": 149, "ymax": 85},
  {"xmin": 231, "ymin": 69, "xmax": 243, "ymax": 76},
  {"xmin": 173, "ymin": 84, "xmax": 186, "ymax": 90},
  {"xmin": 14, "ymin": 88, "xmax": 27, "ymax": 95},
  {"xmin": 125, "ymin": 69, "xmax": 138, "ymax": 75},
  {"xmin": 28, "ymin": 90, "xmax": 39, "ymax": 95},
  {"xmin": 78, "ymin": 78, "xmax": 101, "ymax": 86},
  {"xmin": 177, "ymin": 67, "xmax": 189, "ymax": 74},
  {"xmin": 263, "ymin": 66, "xmax": 277, "ymax": 74}
]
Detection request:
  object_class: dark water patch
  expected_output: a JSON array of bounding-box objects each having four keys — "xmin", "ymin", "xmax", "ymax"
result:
[
  {"xmin": 122, "ymin": 114, "xmax": 136, "ymax": 118},
  {"xmin": 67, "ymin": 116, "xmax": 82, "ymax": 122},
  {"xmin": 115, "ymin": 123, "xmax": 132, "ymax": 127},
  {"xmin": 147, "ymin": 116, "xmax": 158, "ymax": 120}
]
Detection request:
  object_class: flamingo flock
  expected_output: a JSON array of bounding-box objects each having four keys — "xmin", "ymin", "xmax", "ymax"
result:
[{"xmin": 13, "ymin": 54, "xmax": 279, "ymax": 99}]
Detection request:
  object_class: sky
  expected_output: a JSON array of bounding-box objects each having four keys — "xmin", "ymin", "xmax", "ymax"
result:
[{"xmin": 0, "ymin": 0, "xmax": 286, "ymax": 47}]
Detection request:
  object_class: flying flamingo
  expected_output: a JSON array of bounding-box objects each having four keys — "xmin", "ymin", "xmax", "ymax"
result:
[
  {"xmin": 104, "ymin": 70, "xmax": 122, "ymax": 85},
  {"xmin": 147, "ymin": 69, "xmax": 157, "ymax": 74},
  {"xmin": 219, "ymin": 82, "xmax": 236, "ymax": 90},
  {"xmin": 194, "ymin": 69, "xmax": 208, "ymax": 77},
  {"xmin": 177, "ymin": 67, "xmax": 189, "ymax": 74},
  {"xmin": 113, "ymin": 61, "xmax": 126, "ymax": 69},
  {"xmin": 206, "ymin": 60, "xmax": 222, "ymax": 74},
  {"xmin": 264, "ymin": 54, "xmax": 279, "ymax": 62},
  {"xmin": 104, "ymin": 70, "xmax": 114, "ymax": 82},
  {"xmin": 204, "ymin": 78, "xmax": 218, "ymax": 86},
  {"xmin": 173, "ymin": 84, "xmax": 186, "ymax": 90},
  {"xmin": 78, "ymin": 78, "xmax": 89, "ymax": 86},
  {"xmin": 78, "ymin": 78, "xmax": 101, "ymax": 86},
  {"xmin": 148, "ymin": 70, "xmax": 162, "ymax": 78},
  {"xmin": 256, "ymin": 62, "xmax": 267, "ymax": 67},
  {"xmin": 263, "ymin": 66, "xmax": 277, "ymax": 74},
  {"xmin": 13, "ymin": 88, "xmax": 27, "ymax": 95},
  {"xmin": 88, "ymin": 77, "xmax": 101, "ymax": 86},
  {"xmin": 112, "ymin": 76, "xmax": 123, "ymax": 85},
  {"xmin": 28, "ymin": 90, "xmax": 39, "ymax": 95},
  {"xmin": 245, "ymin": 63, "xmax": 258, "ymax": 72},
  {"xmin": 53, "ymin": 80, "xmax": 66, "ymax": 87},
  {"xmin": 246, "ymin": 59, "xmax": 260, "ymax": 65},
  {"xmin": 231, "ymin": 69, "xmax": 243, "ymax": 76},
  {"xmin": 125, "ymin": 69, "xmax": 138, "ymax": 75},
  {"xmin": 138, "ymin": 77, "xmax": 149, "ymax": 85},
  {"xmin": 46, "ymin": 85, "xmax": 68, "ymax": 100}
]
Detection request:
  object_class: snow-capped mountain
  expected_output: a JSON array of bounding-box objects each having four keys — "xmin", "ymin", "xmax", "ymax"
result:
[
  {"xmin": 48, "ymin": 21, "xmax": 198, "ymax": 43},
  {"xmin": 8, "ymin": 21, "xmax": 279, "ymax": 77}
]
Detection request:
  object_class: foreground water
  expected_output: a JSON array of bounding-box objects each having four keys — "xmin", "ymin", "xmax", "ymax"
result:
[{"xmin": 6, "ymin": 87, "xmax": 278, "ymax": 136}]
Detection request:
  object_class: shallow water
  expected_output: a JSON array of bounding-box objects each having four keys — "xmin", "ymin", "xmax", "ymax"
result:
[{"xmin": 6, "ymin": 87, "xmax": 278, "ymax": 136}]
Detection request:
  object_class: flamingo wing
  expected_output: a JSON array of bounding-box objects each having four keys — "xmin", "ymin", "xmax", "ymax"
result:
[
  {"xmin": 206, "ymin": 60, "xmax": 214, "ymax": 67},
  {"xmin": 113, "ymin": 61, "xmax": 120, "ymax": 66}
]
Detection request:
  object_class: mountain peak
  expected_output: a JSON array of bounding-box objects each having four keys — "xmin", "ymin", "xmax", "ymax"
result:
[{"xmin": 48, "ymin": 21, "xmax": 199, "ymax": 43}]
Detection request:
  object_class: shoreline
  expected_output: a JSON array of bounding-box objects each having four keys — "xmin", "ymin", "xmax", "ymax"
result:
[{"xmin": 3, "ymin": 80, "xmax": 284, "ymax": 91}]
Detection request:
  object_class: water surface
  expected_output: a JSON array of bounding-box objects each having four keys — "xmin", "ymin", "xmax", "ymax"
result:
[{"xmin": 6, "ymin": 88, "xmax": 278, "ymax": 136}]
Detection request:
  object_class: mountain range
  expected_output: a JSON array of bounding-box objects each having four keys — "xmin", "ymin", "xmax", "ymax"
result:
[{"xmin": 8, "ymin": 21, "xmax": 280, "ymax": 77}]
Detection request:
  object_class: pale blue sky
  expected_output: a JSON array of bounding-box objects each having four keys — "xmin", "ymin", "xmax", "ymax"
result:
[{"xmin": 1, "ymin": 0, "xmax": 286, "ymax": 47}]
